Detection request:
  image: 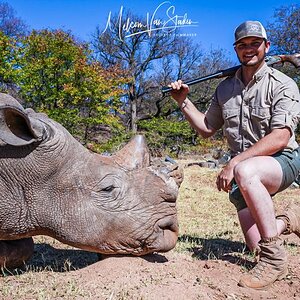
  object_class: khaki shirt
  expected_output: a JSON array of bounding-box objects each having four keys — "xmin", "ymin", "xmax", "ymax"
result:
[{"xmin": 205, "ymin": 64, "xmax": 300, "ymax": 157}]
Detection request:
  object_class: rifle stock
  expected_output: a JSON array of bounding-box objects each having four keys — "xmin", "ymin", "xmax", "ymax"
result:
[
  {"xmin": 162, "ymin": 53, "xmax": 300, "ymax": 95},
  {"xmin": 279, "ymin": 54, "xmax": 300, "ymax": 68}
]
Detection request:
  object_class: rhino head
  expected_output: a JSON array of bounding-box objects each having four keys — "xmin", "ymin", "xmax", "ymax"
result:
[{"xmin": 0, "ymin": 93, "xmax": 183, "ymax": 267}]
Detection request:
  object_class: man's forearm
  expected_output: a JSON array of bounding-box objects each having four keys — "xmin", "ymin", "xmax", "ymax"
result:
[
  {"xmin": 230, "ymin": 128, "xmax": 291, "ymax": 167},
  {"xmin": 180, "ymin": 98, "xmax": 216, "ymax": 138}
]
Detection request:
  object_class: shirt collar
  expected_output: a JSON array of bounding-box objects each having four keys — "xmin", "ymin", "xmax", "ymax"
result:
[
  {"xmin": 235, "ymin": 63, "xmax": 269, "ymax": 85},
  {"xmin": 253, "ymin": 63, "xmax": 269, "ymax": 82}
]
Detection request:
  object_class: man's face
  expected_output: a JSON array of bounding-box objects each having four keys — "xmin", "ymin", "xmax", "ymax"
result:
[{"xmin": 234, "ymin": 37, "xmax": 270, "ymax": 67}]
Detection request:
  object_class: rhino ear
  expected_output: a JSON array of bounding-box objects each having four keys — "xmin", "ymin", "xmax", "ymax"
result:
[
  {"xmin": 114, "ymin": 135, "xmax": 150, "ymax": 170},
  {"xmin": 0, "ymin": 94, "xmax": 45, "ymax": 146}
]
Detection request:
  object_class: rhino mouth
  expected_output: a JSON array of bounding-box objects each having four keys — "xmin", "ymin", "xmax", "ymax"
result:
[
  {"xmin": 150, "ymin": 215, "xmax": 179, "ymax": 253},
  {"xmin": 95, "ymin": 216, "xmax": 178, "ymax": 256}
]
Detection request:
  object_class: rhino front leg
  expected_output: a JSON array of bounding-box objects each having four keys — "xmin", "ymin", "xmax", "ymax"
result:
[{"xmin": 0, "ymin": 238, "xmax": 34, "ymax": 269}]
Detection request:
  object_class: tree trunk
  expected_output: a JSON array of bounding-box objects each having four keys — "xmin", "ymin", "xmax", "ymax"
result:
[
  {"xmin": 131, "ymin": 97, "xmax": 138, "ymax": 133},
  {"xmin": 129, "ymin": 83, "xmax": 138, "ymax": 133}
]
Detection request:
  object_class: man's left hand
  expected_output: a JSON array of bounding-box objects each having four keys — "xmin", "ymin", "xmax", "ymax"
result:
[{"xmin": 216, "ymin": 163, "xmax": 235, "ymax": 192}]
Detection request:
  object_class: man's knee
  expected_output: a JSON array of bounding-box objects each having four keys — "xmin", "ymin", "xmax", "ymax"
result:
[
  {"xmin": 233, "ymin": 161, "xmax": 250, "ymax": 184},
  {"xmin": 233, "ymin": 160, "xmax": 261, "ymax": 189}
]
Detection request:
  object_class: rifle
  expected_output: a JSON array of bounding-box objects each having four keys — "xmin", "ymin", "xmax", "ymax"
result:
[{"xmin": 161, "ymin": 53, "xmax": 300, "ymax": 95}]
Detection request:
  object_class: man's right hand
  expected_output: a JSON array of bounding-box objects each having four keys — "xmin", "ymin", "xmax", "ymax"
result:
[{"xmin": 169, "ymin": 80, "xmax": 190, "ymax": 106}]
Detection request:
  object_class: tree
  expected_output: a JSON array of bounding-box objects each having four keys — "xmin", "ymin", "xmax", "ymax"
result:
[
  {"xmin": 0, "ymin": 1, "xmax": 28, "ymax": 37},
  {"xmin": 266, "ymin": 4, "xmax": 300, "ymax": 86},
  {"xmin": 92, "ymin": 9, "xmax": 195, "ymax": 133},
  {"xmin": 0, "ymin": 31, "xmax": 18, "ymax": 92},
  {"xmin": 149, "ymin": 36, "xmax": 204, "ymax": 119},
  {"xmin": 16, "ymin": 29, "xmax": 128, "ymax": 145},
  {"xmin": 0, "ymin": 1, "xmax": 27, "ymax": 94},
  {"xmin": 138, "ymin": 47, "xmax": 233, "ymax": 154},
  {"xmin": 267, "ymin": 4, "xmax": 300, "ymax": 54},
  {"xmin": 189, "ymin": 48, "xmax": 233, "ymax": 112}
]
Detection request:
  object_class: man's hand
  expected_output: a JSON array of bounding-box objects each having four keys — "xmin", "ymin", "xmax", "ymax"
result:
[
  {"xmin": 169, "ymin": 80, "xmax": 190, "ymax": 105},
  {"xmin": 216, "ymin": 161, "xmax": 237, "ymax": 192}
]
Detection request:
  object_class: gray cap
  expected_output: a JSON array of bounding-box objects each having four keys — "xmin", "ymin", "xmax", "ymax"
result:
[{"xmin": 233, "ymin": 21, "xmax": 267, "ymax": 45}]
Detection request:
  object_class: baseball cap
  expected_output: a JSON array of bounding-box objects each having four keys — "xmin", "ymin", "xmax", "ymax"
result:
[{"xmin": 233, "ymin": 21, "xmax": 267, "ymax": 45}]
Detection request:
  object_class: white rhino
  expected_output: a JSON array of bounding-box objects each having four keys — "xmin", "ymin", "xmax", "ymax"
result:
[{"xmin": 0, "ymin": 93, "xmax": 183, "ymax": 268}]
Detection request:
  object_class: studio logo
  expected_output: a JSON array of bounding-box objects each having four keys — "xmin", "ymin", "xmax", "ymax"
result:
[{"xmin": 102, "ymin": 1, "xmax": 198, "ymax": 41}]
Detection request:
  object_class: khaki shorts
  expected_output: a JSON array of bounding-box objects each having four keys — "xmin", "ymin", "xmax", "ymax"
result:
[{"xmin": 229, "ymin": 147, "xmax": 300, "ymax": 211}]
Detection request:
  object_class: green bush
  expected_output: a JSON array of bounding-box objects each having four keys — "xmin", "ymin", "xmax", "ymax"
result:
[{"xmin": 138, "ymin": 117, "xmax": 196, "ymax": 156}]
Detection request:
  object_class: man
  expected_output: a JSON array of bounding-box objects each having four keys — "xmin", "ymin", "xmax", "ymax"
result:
[{"xmin": 169, "ymin": 20, "xmax": 300, "ymax": 289}]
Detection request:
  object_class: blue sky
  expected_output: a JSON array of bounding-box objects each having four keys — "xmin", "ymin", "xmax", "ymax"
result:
[{"xmin": 6, "ymin": 0, "xmax": 299, "ymax": 62}]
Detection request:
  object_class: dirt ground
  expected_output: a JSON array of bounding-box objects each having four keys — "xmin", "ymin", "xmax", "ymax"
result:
[
  {"xmin": 17, "ymin": 234, "xmax": 300, "ymax": 300},
  {"xmin": 65, "ymin": 237, "xmax": 300, "ymax": 300},
  {"xmin": 89, "ymin": 236, "xmax": 299, "ymax": 300}
]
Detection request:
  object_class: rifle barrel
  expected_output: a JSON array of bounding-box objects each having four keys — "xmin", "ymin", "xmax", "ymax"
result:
[{"xmin": 161, "ymin": 55, "xmax": 283, "ymax": 95}]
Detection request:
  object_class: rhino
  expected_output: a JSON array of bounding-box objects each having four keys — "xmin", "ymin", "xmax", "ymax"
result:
[{"xmin": 0, "ymin": 93, "xmax": 183, "ymax": 269}]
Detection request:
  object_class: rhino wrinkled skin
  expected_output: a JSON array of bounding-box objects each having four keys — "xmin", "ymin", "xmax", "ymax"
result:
[{"xmin": 0, "ymin": 93, "xmax": 183, "ymax": 268}]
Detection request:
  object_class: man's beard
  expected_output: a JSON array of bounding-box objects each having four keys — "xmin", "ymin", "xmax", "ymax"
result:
[{"xmin": 238, "ymin": 52, "xmax": 266, "ymax": 67}]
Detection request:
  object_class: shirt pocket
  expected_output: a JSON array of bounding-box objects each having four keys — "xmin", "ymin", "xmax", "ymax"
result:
[
  {"xmin": 250, "ymin": 107, "xmax": 271, "ymax": 138},
  {"xmin": 223, "ymin": 108, "xmax": 240, "ymax": 140}
]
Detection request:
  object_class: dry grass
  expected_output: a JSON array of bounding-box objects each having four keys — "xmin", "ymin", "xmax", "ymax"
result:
[{"xmin": 175, "ymin": 163, "xmax": 247, "ymax": 262}]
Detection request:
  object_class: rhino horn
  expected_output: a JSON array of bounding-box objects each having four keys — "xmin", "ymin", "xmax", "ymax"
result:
[{"xmin": 113, "ymin": 135, "xmax": 150, "ymax": 170}]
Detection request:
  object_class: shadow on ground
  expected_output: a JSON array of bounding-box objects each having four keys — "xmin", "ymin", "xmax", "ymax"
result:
[
  {"xmin": 5, "ymin": 243, "xmax": 100, "ymax": 274},
  {"xmin": 178, "ymin": 234, "xmax": 255, "ymax": 268},
  {"xmin": 1, "ymin": 242, "xmax": 170, "ymax": 276}
]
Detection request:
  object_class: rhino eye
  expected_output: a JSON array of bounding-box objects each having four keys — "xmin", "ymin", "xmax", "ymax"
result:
[
  {"xmin": 102, "ymin": 185, "xmax": 115, "ymax": 192},
  {"xmin": 89, "ymin": 174, "xmax": 127, "ymax": 211}
]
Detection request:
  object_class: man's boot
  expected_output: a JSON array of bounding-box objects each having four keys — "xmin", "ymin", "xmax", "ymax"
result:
[
  {"xmin": 238, "ymin": 236, "xmax": 288, "ymax": 289},
  {"xmin": 276, "ymin": 203, "xmax": 300, "ymax": 237}
]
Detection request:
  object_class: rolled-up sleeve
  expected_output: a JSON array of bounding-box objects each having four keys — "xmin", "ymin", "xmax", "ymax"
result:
[{"xmin": 271, "ymin": 80, "xmax": 300, "ymax": 132}]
